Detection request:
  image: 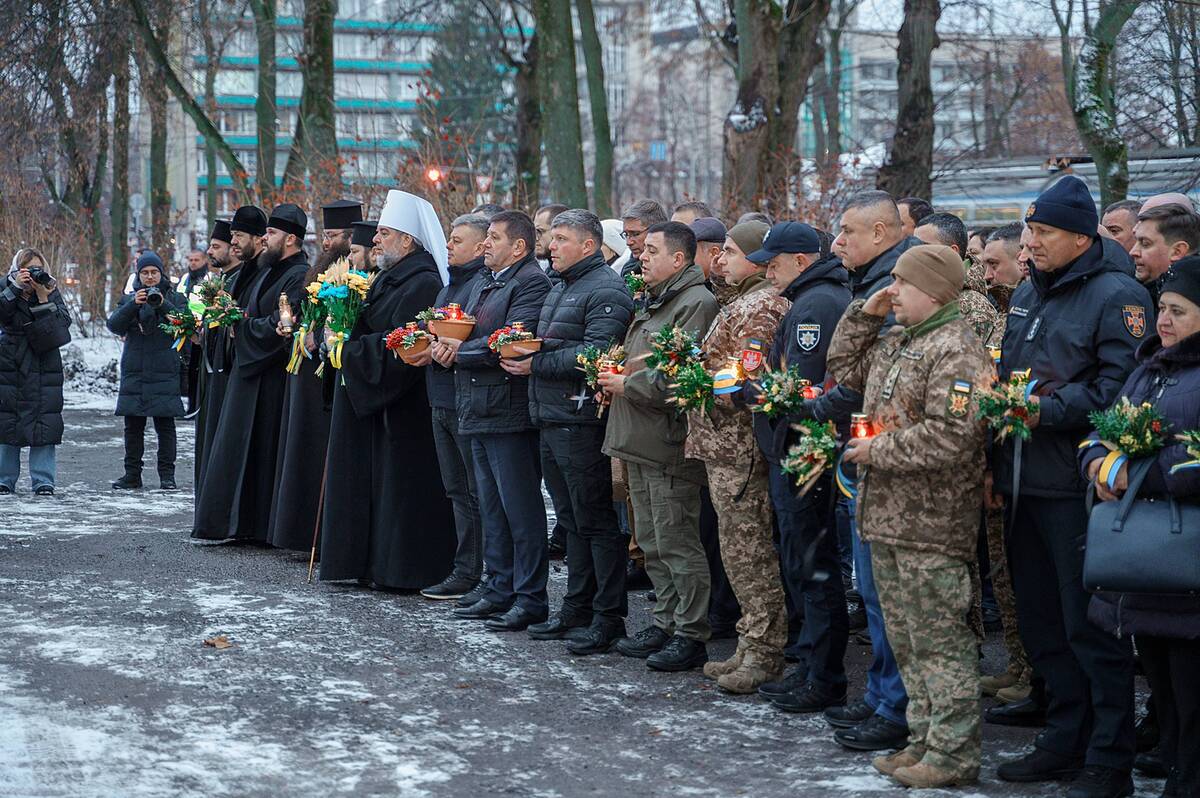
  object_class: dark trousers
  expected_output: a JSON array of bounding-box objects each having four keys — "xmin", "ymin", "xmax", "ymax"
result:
[
  {"xmin": 123, "ymin": 416, "xmax": 177, "ymax": 479},
  {"xmin": 1139, "ymin": 635, "xmax": 1200, "ymax": 793},
  {"xmin": 699, "ymin": 483, "xmax": 741, "ymax": 633},
  {"xmin": 473, "ymin": 431, "xmax": 549, "ymax": 617},
  {"xmin": 769, "ymin": 464, "xmax": 849, "ymax": 692},
  {"xmin": 541, "ymin": 425, "xmax": 627, "ymax": 627},
  {"xmin": 541, "ymin": 434, "xmax": 573, "ymax": 550},
  {"xmin": 1008, "ymin": 495, "xmax": 1135, "ymax": 769},
  {"xmin": 185, "ymin": 345, "xmax": 201, "ymax": 413},
  {"xmin": 431, "ymin": 407, "xmax": 482, "ymax": 581}
]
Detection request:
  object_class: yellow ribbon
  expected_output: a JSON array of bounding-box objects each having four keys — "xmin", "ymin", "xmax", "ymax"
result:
[
  {"xmin": 1097, "ymin": 450, "xmax": 1127, "ymax": 490},
  {"xmin": 286, "ymin": 324, "xmax": 308, "ymax": 375},
  {"xmin": 328, "ymin": 331, "xmax": 346, "ymax": 370},
  {"xmin": 172, "ymin": 335, "xmax": 185, "ymax": 352}
]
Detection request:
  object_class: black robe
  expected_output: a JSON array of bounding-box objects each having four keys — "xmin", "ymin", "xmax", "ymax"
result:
[
  {"xmin": 318, "ymin": 249, "xmax": 456, "ymax": 588},
  {"xmin": 192, "ymin": 251, "xmax": 308, "ymax": 541},
  {"xmin": 194, "ymin": 263, "xmax": 244, "ymax": 498},
  {"xmin": 266, "ymin": 344, "xmax": 331, "ymax": 551}
]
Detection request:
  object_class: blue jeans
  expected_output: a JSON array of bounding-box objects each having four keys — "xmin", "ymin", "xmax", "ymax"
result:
[
  {"xmin": 850, "ymin": 496, "xmax": 908, "ymax": 726},
  {"xmin": 0, "ymin": 444, "xmax": 57, "ymax": 491}
]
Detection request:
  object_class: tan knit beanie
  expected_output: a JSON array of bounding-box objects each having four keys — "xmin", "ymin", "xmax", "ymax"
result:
[
  {"xmin": 892, "ymin": 244, "xmax": 964, "ymax": 305},
  {"xmin": 727, "ymin": 221, "xmax": 769, "ymax": 260}
]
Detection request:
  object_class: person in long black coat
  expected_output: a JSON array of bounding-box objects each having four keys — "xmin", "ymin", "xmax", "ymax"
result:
[
  {"xmin": 193, "ymin": 205, "xmax": 310, "ymax": 542},
  {"xmin": 194, "ymin": 208, "xmax": 262, "ymax": 499},
  {"xmin": 319, "ymin": 237, "xmax": 455, "ymax": 589},
  {"xmin": 106, "ymin": 252, "xmax": 186, "ymax": 490},
  {"xmin": 0, "ymin": 248, "xmax": 71, "ymax": 496}
]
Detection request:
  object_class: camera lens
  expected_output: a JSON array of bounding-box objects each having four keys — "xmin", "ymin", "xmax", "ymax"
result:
[{"xmin": 146, "ymin": 287, "xmax": 163, "ymax": 307}]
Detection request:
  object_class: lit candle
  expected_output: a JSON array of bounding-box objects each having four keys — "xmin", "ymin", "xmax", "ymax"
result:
[
  {"xmin": 278, "ymin": 295, "xmax": 294, "ymax": 333},
  {"xmin": 800, "ymin": 379, "xmax": 818, "ymax": 400},
  {"xmin": 405, "ymin": 321, "xmax": 419, "ymax": 331},
  {"xmin": 446, "ymin": 303, "xmax": 463, "ymax": 320},
  {"xmin": 511, "ymin": 321, "xmax": 525, "ymax": 332},
  {"xmin": 850, "ymin": 413, "xmax": 874, "ymax": 439}
]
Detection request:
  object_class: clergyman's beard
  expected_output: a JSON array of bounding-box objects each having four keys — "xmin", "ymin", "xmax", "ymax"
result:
[
  {"xmin": 375, "ymin": 249, "xmax": 403, "ymax": 271},
  {"xmin": 306, "ymin": 240, "xmax": 350, "ymax": 286},
  {"xmin": 258, "ymin": 240, "xmax": 283, "ymax": 270}
]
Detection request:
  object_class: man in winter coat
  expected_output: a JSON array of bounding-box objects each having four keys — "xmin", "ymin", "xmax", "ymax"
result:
[
  {"xmin": 993, "ymin": 176, "xmax": 1150, "ymax": 797},
  {"xmin": 599, "ymin": 222, "xmax": 719, "ymax": 672},
  {"xmin": 503, "ymin": 209, "xmax": 634, "ymax": 654},
  {"xmin": 829, "ymin": 244, "xmax": 992, "ymax": 789},
  {"xmin": 745, "ymin": 223, "xmax": 853, "ymax": 715},
  {"xmin": 443, "ymin": 211, "xmax": 552, "ymax": 631}
]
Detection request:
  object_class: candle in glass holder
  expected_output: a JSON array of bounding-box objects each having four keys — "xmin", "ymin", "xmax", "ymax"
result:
[
  {"xmin": 800, "ymin": 379, "xmax": 818, "ymax": 400},
  {"xmin": 511, "ymin": 321, "xmax": 525, "ymax": 332},
  {"xmin": 405, "ymin": 321, "xmax": 419, "ymax": 332},
  {"xmin": 278, "ymin": 294, "xmax": 295, "ymax": 333},
  {"xmin": 446, "ymin": 303, "xmax": 463, "ymax": 320},
  {"xmin": 850, "ymin": 413, "xmax": 874, "ymax": 439}
]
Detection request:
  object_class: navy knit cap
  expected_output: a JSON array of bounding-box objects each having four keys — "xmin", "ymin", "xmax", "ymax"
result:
[
  {"xmin": 1025, "ymin": 176, "xmax": 1099, "ymax": 238},
  {"xmin": 136, "ymin": 251, "xmax": 164, "ymax": 273},
  {"xmin": 1160, "ymin": 254, "xmax": 1200, "ymax": 308}
]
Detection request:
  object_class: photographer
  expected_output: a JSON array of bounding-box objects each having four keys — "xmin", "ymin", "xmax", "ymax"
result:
[
  {"xmin": 106, "ymin": 252, "xmax": 186, "ymax": 490},
  {"xmin": 0, "ymin": 248, "xmax": 71, "ymax": 496}
]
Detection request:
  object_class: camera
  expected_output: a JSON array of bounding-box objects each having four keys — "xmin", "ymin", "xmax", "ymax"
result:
[
  {"xmin": 28, "ymin": 267, "xmax": 55, "ymax": 289},
  {"xmin": 145, "ymin": 286, "xmax": 163, "ymax": 307}
]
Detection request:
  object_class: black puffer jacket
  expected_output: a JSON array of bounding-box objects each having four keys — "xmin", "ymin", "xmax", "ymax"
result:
[
  {"xmin": 426, "ymin": 258, "xmax": 485, "ymax": 411},
  {"xmin": 1082, "ymin": 332, "xmax": 1200, "ymax": 640},
  {"xmin": 454, "ymin": 254, "xmax": 551, "ymax": 435},
  {"xmin": 106, "ymin": 278, "xmax": 187, "ymax": 418},
  {"xmin": 0, "ymin": 279, "xmax": 71, "ymax": 447},
  {"xmin": 530, "ymin": 252, "xmax": 634, "ymax": 426}
]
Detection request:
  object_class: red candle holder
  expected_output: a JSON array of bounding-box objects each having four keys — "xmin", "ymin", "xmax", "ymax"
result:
[
  {"xmin": 850, "ymin": 413, "xmax": 875, "ymax": 439},
  {"xmin": 446, "ymin": 303, "xmax": 463, "ymax": 320}
]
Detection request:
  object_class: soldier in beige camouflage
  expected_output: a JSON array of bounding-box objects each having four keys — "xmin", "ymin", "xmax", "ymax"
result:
[
  {"xmin": 685, "ymin": 226, "xmax": 790, "ymax": 695},
  {"xmin": 828, "ymin": 245, "xmax": 991, "ymax": 789}
]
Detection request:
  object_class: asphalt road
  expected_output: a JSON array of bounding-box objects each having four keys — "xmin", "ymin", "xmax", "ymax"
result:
[{"xmin": 0, "ymin": 409, "xmax": 1162, "ymax": 797}]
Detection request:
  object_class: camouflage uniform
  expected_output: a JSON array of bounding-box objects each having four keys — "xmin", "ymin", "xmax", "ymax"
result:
[
  {"xmin": 827, "ymin": 299, "xmax": 991, "ymax": 779},
  {"xmin": 685, "ymin": 271, "xmax": 790, "ymax": 691}
]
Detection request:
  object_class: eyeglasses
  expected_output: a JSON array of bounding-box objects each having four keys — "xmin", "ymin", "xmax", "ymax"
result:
[{"xmin": 621, "ymin": 229, "xmax": 647, "ymax": 240}]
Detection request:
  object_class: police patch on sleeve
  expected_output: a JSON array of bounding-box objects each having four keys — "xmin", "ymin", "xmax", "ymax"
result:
[
  {"xmin": 1122, "ymin": 305, "xmax": 1146, "ymax": 338},
  {"xmin": 947, "ymin": 379, "xmax": 973, "ymax": 418},
  {"xmin": 796, "ymin": 323, "xmax": 821, "ymax": 352}
]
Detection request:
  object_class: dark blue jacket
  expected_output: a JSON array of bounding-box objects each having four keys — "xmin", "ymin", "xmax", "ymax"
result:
[
  {"xmin": 0, "ymin": 280, "xmax": 71, "ymax": 447},
  {"xmin": 1082, "ymin": 331, "xmax": 1200, "ymax": 639},
  {"xmin": 848, "ymin": 235, "xmax": 922, "ymax": 302},
  {"xmin": 107, "ymin": 279, "xmax": 187, "ymax": 418},
  {"xmin": 529, "ymin": 252, "xmax": 634, "ymax": 426},
  {"xmin": 994, "ymin": 237, "xmax": 1152, "ymax": 498},
  {"xmin": 749, "ymin": 255, "xmax": 851, "ymax": 461},
  {"xmin": 426, "ymin": 258, "xmax": 485, "ymax": 411},
  {"xmin": 454, "ymin": 254, "xmax": 551, "ymax": 435}
]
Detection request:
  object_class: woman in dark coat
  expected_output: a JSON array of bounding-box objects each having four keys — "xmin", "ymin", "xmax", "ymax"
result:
[
  {"xmin": 0, "ymin": 248, "xmax": 71, "ymax": 496},
  {"xmin": 106, "ymin": 252, "xmax": 186, "ymax": 490},
  {"xmin": 1080, "ymin": 254, "xmax": 1200, "ymax": 798}
]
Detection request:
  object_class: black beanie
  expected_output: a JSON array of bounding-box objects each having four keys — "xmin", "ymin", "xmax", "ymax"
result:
[
  {"xmin": 230, "ymin": 205, "xmax": 268, "ymax": 237},
  {"xmin": 1025, "ymin": 175, "xmax": 1099, "ymax": 238},
  {"xmin": 351, "ymin": 221, "xmax": 378, "ymax": 248},
  {"xmin": 210, "ymin": 219, "xmax": 232, "ymax": 244},
  {"xmin": 268, "ymin": 203, "xmax": 308, "ymax": 239},
  {"xmin": 1160, "ymin": 255, "xmax": 1200, "ymax": 308}
]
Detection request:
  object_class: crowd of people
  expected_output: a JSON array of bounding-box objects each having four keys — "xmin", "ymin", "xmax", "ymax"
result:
[{"xmin": 3, "ymin": 177, "xmax": 1200, "ymax": 797}]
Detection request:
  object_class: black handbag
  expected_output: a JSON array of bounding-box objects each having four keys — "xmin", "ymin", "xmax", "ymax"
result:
[{"xmin": 1083, "ymin": 457, "xmax": 1200, "ymax": 595}]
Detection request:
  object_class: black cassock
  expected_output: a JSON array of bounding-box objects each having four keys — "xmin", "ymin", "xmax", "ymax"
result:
[
  {"xmin": 266, "ymin": 340, "xmax": 331, "ymax": 551},
  {"xmin": 193, "ymin": 262, "xmax": 246, "ymax": 499},
  {"xmin": 193, "ymin": 251, "xmax": 307, "ymax": 541},
  {"xmin": 319, "ymin": 249, "xmax": 456, "ymax": 588}
]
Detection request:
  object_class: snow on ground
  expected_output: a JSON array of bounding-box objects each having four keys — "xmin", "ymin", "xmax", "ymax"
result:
[{"xmin": 61, "ymin": 329, "xmax": 123, "ymax": 409}]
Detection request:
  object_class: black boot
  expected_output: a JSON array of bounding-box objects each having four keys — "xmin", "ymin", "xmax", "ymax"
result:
[
  {"xmin": 645, "ymin": 635, "xmax": 707, "ymax": 672},
  {"xmin": 567, "ymin": 622, "xmax": 626, "ymax": 656},
  {"xmin": 112, "ymin": 473, "xmax": 143, "ymax": 490},
  {"xmin": 1065, "ymin": 765, "xmax": 1134, "ymax": 798}
]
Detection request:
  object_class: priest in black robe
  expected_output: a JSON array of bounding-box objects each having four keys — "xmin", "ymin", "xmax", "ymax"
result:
[
  {"xmin": 267, "ymin": 200, "xmax": 362, "ymax": 551},
  {"xmin": 194, "ymin": 209, "xmax": 263, "ymax": 498},
  {"xmin": 319, "ymin": 189, "xmax": 455, "ymax": 589},
  {"xmin": 193, "ymin": 204, "xmax": 310, "ymax": 542}
]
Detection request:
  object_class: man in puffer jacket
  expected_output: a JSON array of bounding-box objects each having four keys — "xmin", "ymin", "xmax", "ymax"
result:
[{"xmin": 506, "ymin": 209, "xmax": 634, "ymax": 655}]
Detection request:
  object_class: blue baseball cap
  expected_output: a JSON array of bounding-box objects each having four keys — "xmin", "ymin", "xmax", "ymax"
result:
[{"xmin": 747, "ymin": 221, "xmax": 821, "ymax": 264}]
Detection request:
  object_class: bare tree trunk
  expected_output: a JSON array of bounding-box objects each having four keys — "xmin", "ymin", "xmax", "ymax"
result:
[
  {"xmin": 876, "ymin": 0, "xmax": 940, "ymax": 199},
  {"xmin": 533, "ymin": 0, "xmax": 587, "ymax": 207},
  {"xmin": 575, "ymin": 0, "xmax": 612, "ymax": 215},
  {"xmin": 250, "ymin": 0, "xmax": 277, "ymax": 196},
  {"xmin": 303, "ymin": 0, "xmax": 338, "ymax": 202},
  {"xmin": 110, "ymin": 22, "xmax": 131, "ymax": 307},
  {"xmin": 512, "ymin": 37, "xmax": 542, "ymax": 211}
]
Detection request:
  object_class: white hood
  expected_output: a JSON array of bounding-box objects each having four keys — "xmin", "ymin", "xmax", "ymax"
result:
[{"xmin": 377, "ymin": 190, "xmax": 449, "ymax": 285}]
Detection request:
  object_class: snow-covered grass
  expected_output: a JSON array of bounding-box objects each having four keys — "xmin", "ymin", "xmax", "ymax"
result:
[{"xmin": 61, "ymin": 330, "xmax": 124, "ymax": 408}]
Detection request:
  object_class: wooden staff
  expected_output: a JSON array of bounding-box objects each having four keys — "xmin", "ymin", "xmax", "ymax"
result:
[{"xmin": 307, "ymin": 456, "xmax": 329, "ymax": 583}]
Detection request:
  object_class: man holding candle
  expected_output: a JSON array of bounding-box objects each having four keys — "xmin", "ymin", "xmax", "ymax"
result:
[{"xmin": 827, "ymin": 244, "xmax": 991, "ymax": 789}]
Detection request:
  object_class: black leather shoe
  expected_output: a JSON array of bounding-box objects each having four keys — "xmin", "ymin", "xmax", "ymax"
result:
[
  {"xmin": 832, "ymin": 714, "xmax": 908, "ymax": 751},
  {"xmin": 159, "ymin": 478, "xmax": 177, "ymax": 491},
  {"xmin": 34, "ymin": 485, "xmax": 55, "ymax": 496},
  {"xmin": 528, "ymin": 613, "xmax": 590, "ymax": 641},
  {"xmin": 825, "ymin": 698, "xmax": 875, "ymax": 729},
  {"xmin": 771, "ymin": 682, "xmax": 847, "ymax": 714},
  {"xmin": 421, "ymin": 574, "xmax": 478, "ymax": 601},
  {"xmin": 985, "ymin": 696, "xmax": 1047, "ymax": 728},
  {"xmin": 615, "ymin": 625, "xmax": 671, "ymax": 658},
  {"xmin": 757, "ymin": 667, "xmax": 809, "ymax": 700},
  {"xmin": 452, "ymin": 599, "xmax": 508, "ymax": 620},
  {"xmin": 1133, "ymin": 748, "xmax": 1167, "ymax": 778},
  {"xmin": 112, "ymin": 474, "xmax": 142, "ymax": 490},
  {"xmin": 484, "ymin": 606, "xmax": 545, "ymax": 632},
  {"xmin": 566, "ymin": 624, "xmax": 626, "ymax": 656},
  {"xmin": 1065, "ymin": 765, "xmax": 1133, "ymax": 798},
  {"xmin": 0, "ymin": 485, "xmax": 12, "ymax": 495},
  {"xmin": 456, "ymin": 575, "xmax": 490, "ymax": 608},
  {"xmin": 625, "ymin": 560, "xmax": 652, "ymax": 591},
  {"xmin": 996, "ymin": 748, "xmax": 1084, "ymax": 783},
  {"xmin": 646, "ymin": 635, "xmax": 707, "ymax": 672}
]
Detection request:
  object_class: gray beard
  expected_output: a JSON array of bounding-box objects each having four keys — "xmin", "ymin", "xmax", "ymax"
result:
[{"xmin": 375, "ymin": 250, "xmax": 403, "ymax": 271}]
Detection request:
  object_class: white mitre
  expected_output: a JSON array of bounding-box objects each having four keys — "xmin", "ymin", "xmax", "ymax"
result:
[{"xmin": 377, "ymin": 189, "xmax": 449, "ymax": 285}]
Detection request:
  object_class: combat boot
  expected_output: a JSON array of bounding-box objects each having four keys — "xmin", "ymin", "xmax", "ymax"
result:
[
  {"xmin": 716, "ymin": 650, "xmax": 783, "ymax": 695},
  {"xmin": 872, "ymin": 747, "xmax": 923, "ymax": 777},
  {"xmin": 995, "ymin": 683, "xmax": 1032, "ymax": 703},
  {"xmin": 702, "ymin": 640, "xmax": 746, "ymax": 680},
  {"xmin": 893, "ymin": 761, "xmax": 978, "ymax": 789}
]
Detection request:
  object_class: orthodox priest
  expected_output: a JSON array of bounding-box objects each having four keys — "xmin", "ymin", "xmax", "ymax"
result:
[
  {"xmin": 194, "ymin": 209, "xmax": 262, "ymax": 498},
  {"xmin": 266, "ymin": 200, "xmax": 360, "ymax": 550},
  {"xmin": 319, "ymin": 190, "xmax": 456, "ymax": 589},
  {"xmin": 349, "ymin": 221, "xmax": 378, "ymax": 271},
  {"xmin": 193, "ymin": 204, "xmax": 310, "ymax": 542}
]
